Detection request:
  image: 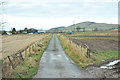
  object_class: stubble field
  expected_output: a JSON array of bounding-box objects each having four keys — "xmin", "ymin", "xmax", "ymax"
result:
[{"xmin": 1, "ymin": 34, "xmax": 48, "ymax": 59}]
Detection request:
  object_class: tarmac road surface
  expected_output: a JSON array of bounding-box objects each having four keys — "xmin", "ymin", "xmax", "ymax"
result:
[{"xmin": 33, "ymin": 34, "xmax": 95, "ymax": 78}]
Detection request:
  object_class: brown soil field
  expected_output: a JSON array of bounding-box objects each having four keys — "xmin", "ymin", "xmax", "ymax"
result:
[
  {"xmin": 69, "ymin": 37, "xmax": 118, "ymax": 52},
  {"xmin": 1, "ymin": 34, "xmax": 48, "ymax": 59}
]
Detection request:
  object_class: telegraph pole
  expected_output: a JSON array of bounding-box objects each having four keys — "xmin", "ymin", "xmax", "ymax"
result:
[{"xmin": 73, "ymin": 21, "xmax": 76, "ymax": 32}]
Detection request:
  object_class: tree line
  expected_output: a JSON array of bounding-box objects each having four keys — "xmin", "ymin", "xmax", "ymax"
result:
[{"xmin": 1, "ymin": 27, "xmax": 38, "ymax": 35}]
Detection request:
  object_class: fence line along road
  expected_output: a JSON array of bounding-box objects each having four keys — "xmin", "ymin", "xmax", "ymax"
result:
[{"xmin": 2, "ymin": 36, "xmax": 48, "ymax": 71}]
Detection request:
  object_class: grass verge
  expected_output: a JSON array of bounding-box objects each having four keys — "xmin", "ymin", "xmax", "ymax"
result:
[
  {"xmin": 57, "ymin": 34, "xmax": 119, "ymax": 68},
  {"xmin": 3, "ymin": 34, "xmax": 52, "ymax": 79},
  {"xmin": 57, "ymin": 34, "xmax": 91, "ymax": 68},
  {"xmin": 91, "ymin": 50, "xmax": 119, "ymax": 65}
]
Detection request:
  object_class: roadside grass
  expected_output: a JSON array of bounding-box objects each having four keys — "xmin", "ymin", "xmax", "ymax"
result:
[
  {"xmin": 57, "ymin": 34, "xmax": 92, "ymax": 68},
  {"xmin": 64, "ymin": 30, "xmax": 118, "ymax": 66},
  {"xmin": 0, "ymin": 59, "xmax": 2, "ymax": 68},
  {"xmin": 91, "ymin": 50, "xmax": 118, "ymax": 65},
  {"xmin": 57, "ymin": 34, "xmax": 119, "ymax": 68},
  {"xmin": 15, "ymin": 49, "xmax": 44, "ymax": 78},
  {"xmin": 5, "ymin": 35, "xmax": 52, "ymax": 78}
]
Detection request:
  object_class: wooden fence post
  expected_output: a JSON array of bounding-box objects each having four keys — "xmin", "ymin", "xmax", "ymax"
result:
[
  {"xmin": 20, "ymin": 52, "xmax": 24, "ymax": 61},
  {"xmin": 35, "ymin": 43, "xmax": 37, "ymax": 52},
  {"xmin": 87, "ymin": 48, "xmax": 90, "ymax": 58},
  {"xmin": 32, "ymin": 45, "xmax": 35, "ymax": 54},
  {"xmin": 8, "ymin": 56, "xmax": 14, "ymax": 69},
  {"xmin": 29, "ymin": 46, "xmax": 31, "ymax": 56},
  {"xmin": 27, "ymin": 48, "xmax": 29, "ymax": 56},
  {"xmin": 33, "ymin": 44, "xmax": 35, "ymax": 52},
  {"xmin": 25, "ymin": 49, "xmax": 27, "ymax": 57},
  {"xmin": 36, "ymin": 42, "xmax": 38, "ymax": 51},
  {"xmin": 31, "ymin": 46, "xmax": 33, "ymax": 54},
  {"xmin": 84, "ymin": 44, "xmax": 90, "ymax": 58},
  {"xmin": 22, "ymin": 51, "xmax": 25, "ymax": 59},
  {"xmin": 34, "ymin": 44, "xmax": 36, "ymax": 52},
  {"xmin": 32, "ymin": 45, "xmax": 34, "ymax": 52}
]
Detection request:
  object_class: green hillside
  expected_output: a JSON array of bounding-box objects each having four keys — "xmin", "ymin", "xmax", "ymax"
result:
[{"xmin": 49, "ymin": 21, "xmax": 118, "ymax": 32}]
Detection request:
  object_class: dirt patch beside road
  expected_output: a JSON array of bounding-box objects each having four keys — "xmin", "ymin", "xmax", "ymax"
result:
[
  {"xmin": 85, "ymin": 58, "xmax": 120, "ymax": 78},
  {"xmin": 1, "ymin": 34, "xmax": 48, "ymax": 59},
  {"xmin": 86, "ymin": 66, "xmax": 119, "ymax": 78}
]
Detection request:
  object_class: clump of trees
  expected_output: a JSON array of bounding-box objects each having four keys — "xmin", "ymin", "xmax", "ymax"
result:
[
  {"xmin": 93, "ymin": 28, "xmax": 98, "ymax": 31},
  {"xmin": 1, "ymin": 31, "xmax": 7, "ymax": 35},
  {"xmin": 0, "ymin": 27, "xmax": 39, "ymax": 35},
  {"xmin": 76, "ymin": 27, "xmax": 81, "ymax": 32},
  {"xmin": 11, "ymin": 28, "xmax": 16, "ymax": 34},
  {"xmin": 76, "ymin": 27, "xmax": 86, "ymax": 32}
]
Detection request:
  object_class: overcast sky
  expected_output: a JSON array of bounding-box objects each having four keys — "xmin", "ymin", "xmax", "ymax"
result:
[{"xmin": 1, "ymin": 0, "xmax": 119, "ymax": 31}]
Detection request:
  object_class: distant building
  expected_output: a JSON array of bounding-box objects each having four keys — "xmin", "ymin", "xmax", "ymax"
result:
[
  {"xmin": 38, "ymin": 30, "xmax": 46, "ymax": 33},
  {"xmin": 18, "ymin": 28, "xmax": 38, "ymax": 34},
  {"xmin": 6, "ymin": 31, "xmax": 12, "ymax": 35},
  {"xmin": 68, "ymin": 32, "xmax": 73, "ymax": 34},
  {"xmin": 0, "ymin": 30, "xmax": 7, "ymax": 35},
  {"xmin": 29, "ymin": 28, "xmax": 38, "ymax": 33},
  {"xmin": 35, "ymin": 32, "xmax": 38, "ymax": 34},
  {"xmin": 18, "ymin": 30, "xmax": 27, "ymax": 34},
  {"xmin": 22, "ymin": 30, "xmax": 27, "ymax": 34},
  {"xmin": 28, "ymin": 33, "xmax": 33, "ymax": 35}
]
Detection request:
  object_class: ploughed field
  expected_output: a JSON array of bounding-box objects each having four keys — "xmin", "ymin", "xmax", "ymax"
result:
[
  {"xmin": 69, "ymin": 38, "xmax": 118, "ymax": 52},
  {"xmin": 1, "ymin": 34, "xmax": 47, "ymax": 59},
  {"xmin": 67, "ymin": 31, "xmax": 118, "ymax": 52}
]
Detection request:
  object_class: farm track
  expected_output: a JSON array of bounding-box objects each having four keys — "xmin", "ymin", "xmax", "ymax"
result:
[
  {"xmin": 33, "ymin": 34, "xmax": 95, "ymax": 78},
  {"xmin": 1, "ymin": 35, "xmax": 47, "ymax": 59}
]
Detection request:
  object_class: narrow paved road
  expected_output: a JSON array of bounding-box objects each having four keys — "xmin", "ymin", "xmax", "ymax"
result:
[{"xmin": 33, "ymin": 34, "xmax": 94, "ymax": 78}]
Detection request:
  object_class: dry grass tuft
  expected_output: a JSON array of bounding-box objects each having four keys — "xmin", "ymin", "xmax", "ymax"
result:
[
  {"xmin": 34, "ymin": 58, "xmax": 38, "ymax": 62},
  {"xmin": 57, "ymin": 34, "xmax": 91, "ymax": 68}
]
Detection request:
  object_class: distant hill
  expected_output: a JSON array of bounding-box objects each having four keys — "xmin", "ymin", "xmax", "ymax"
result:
[
  {"xmin": 48, "ymin": 26, "xmax": 66, "ymax": 32},
  {"xmin": 48, "ymin": 21, "xmax": 118, "ymax": 32}
]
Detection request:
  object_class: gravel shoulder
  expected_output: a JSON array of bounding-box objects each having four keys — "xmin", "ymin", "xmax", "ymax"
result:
[{"xmin": 85, "ymin": 59, "xmax": 120, "ymax": 78}]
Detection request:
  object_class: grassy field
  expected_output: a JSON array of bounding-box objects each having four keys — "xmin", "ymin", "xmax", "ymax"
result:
[
  {"xmin": 66, "ymin": 30, "xmax": 118, "ymax": 37},
  {"xmin": 2, "ymin": 34, "xmax": 52, "ymax": 78},
  {"xmin": 91, "ymin": 50, "xmax": 118, "ymax": 65},
  {"xmin": 58, "ymin": 30, "xmax": 119, "ymax": 68}
]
